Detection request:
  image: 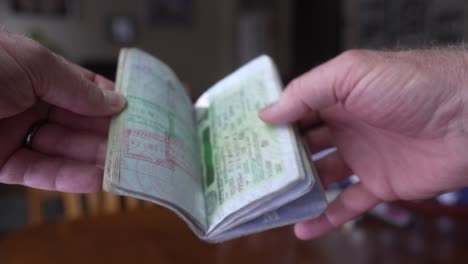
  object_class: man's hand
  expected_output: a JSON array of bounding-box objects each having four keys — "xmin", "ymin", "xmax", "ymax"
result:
[
  {"xmin": 0, "ymin": 31, "xmax": 126, "ymax": 192},
  {"xmin": 260, "ymin": 49, "xmax": 468, "ymax": 239}
]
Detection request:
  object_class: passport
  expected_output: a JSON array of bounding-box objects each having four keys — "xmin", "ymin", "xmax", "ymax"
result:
[{"xmin": 103, "ymin": 48, "xmax": 327, "ymax": 242}]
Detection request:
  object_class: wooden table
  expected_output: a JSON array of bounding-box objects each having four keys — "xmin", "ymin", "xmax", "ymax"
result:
[{"xmin": 1, "ymin": 206, "xmax": 468, "ymax": 264}]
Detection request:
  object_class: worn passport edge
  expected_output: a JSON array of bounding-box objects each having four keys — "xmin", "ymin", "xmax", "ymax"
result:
[
  {"xmin": 205, "ymin": 136, "xmax": 328, "ymax": 242},
  {"xmin": 103, "ymin": 48, "xmax": 129, "ymax": 192}
]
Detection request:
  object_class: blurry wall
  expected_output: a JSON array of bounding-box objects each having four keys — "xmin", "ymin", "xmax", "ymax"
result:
[
  {"xmin": 292, "ymin": 0, "xmax": 342, "ymax": 78},
  {"xmin": 343, "ymin": 0, "xmax": 468, "ymax": 49},
  {"xmin": 0, "ymin": 0, "xmax": 236, "ymax": 99},
  {"xmin": 0, "ymin": 0, "xmax": 292, "ymax": 98}
]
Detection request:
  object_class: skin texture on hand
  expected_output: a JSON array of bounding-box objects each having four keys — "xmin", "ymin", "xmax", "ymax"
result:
[
  {"xmin": 260, "ymin": 49, "xmax": 468, "ymax": 240},
  {"xmin": 0, "ymin": 31, "xmax": 126, "ymax": 193}
]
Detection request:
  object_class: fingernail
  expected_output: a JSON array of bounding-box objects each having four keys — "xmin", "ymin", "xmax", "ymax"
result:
[
  {"xmin": 104, "ymin": 90, "xmax": 126, "ymax": 111},
  {"xmin": 259, "ymin": 102, "xmax": 277, "ymax": 118}
]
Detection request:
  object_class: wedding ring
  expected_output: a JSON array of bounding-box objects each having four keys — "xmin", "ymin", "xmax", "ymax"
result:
[{"xmin": 23, "ymin": 119, "xmax": 47, "ymax": 149}]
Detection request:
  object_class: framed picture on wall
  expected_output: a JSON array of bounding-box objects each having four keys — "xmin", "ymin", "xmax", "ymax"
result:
[
  {"xmin": 145, "ymin": 0, "xmax": 193, "ymax": 26},
  {"xmin": 9, "ymin": 0, "xmax": 81, "ymax": 18}
]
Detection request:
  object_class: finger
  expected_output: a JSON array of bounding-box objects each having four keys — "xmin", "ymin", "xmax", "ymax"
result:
[
  {"xmin": 48, "ymin": 107, "xmax": 110, "ymax": 135},
  {"xmin": 32, "ymin": 123, "xmax": 107, "ymax": 166},
  {"xmin": 305, "ymin": 125, "xmax": 334, "ymax": 153},
  {"xmin": 39, "ymin": 57, "xmax": 125, "ymax": 116},
  {"xmin": 259, "ymin": 65, "xmax": 338, "ymax": 124},
  {"xmin": 89, "ymin": 72, "xmax": 115, "ymax": 90},
  {"xmin": 298, "ymin": 111, "xmax": 323, "ymax": 131},
  {"xmin": 314, "ymin": 151, "xmax": 353, "ymax": 187},
  {"xmin": 0, "ymin": 103, "xmax": 49, "ymax": 166},
  {"xmin": 0, "ymin": 149, "xmax": 102, "ymax": 193},
  {"xmin": 66, "ymin": 60, "xmax": 115, "ymax": 90},
  {"xmin": 1, "ymin": 33, "xmax": 125, "ymax": 116},
  {"xmin": 259, "ymin": 50, "xmax": 373, "ymax": 124},
  {"xmin": 294, "ymin": 183, "xmax": 381, "ymax": 240}
]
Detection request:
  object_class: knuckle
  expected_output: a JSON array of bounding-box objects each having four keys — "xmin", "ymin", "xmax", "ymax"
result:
[
  {"xmin": 285, "ymin": 76, "xmax": 313, "ymax": 114},
  {"xmin": 335, "ymin": 50, "xmax": 383, "ymax": 76},
  {"xmin": 84, "ymin": 78, "xmax": 104, "ymax": 104},
  {"xmin": 287, "ymin": 77, "xmax": 303, "ymax": 96},
  {"xmin": 331, "ymin": 50, "xmax": 380, "ymax": 101},
  {"xmin": 338, "ymin": 49, "xmax": 373, "ymax": 65},
  {"xmin": 17, "ymin": 36, "xmax": 57, "ymax": 97},
  {"xmin": 285, "ymin": 77, "xmax": 304, "ymax": 101},
  {"xmin": 286, "ymin": 75, "xmax": 311, "ymax": 103},
  {"xmin": 364, "ymin": 180, "xmax": 396, "ymax": 201},
  {"xmin": 20, "ymin": 36, "xmax": 53, "ymax": 63}
]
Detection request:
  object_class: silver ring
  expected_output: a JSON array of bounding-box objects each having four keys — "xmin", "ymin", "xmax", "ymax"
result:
[{"xmin": 23, "ymin": 120, "xmax": 47, "ymax": 149}]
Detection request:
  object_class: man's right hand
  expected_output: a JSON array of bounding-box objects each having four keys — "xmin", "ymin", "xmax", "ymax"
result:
[{"xmin": 260, "ymin": 49, "xmax": 468, "ymax": 239}]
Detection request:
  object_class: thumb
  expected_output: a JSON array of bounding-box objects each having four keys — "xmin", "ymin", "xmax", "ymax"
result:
[
  {"xmin": 259, "ymin": 50, "xmax": 371, "ymax": 124},
  {"xmin": 37, "ymin": 55, "xmax": 126, "ymax": 117},
  {"xmin": 2, "ymin": 32, "xmax": 126, "ymax": 117}
]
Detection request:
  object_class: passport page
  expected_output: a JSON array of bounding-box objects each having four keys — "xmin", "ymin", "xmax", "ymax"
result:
[
  {"xmin": 104, "ymin": 48, "xmax": 207, "ymax": 230},
  {"xmin": 196, "ymin": 56, "xmax": 308, "ymax": 230}
]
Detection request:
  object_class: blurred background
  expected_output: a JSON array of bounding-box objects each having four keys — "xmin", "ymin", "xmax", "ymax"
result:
[{"xmin": 2, "ymin": 0, "xmax": 468, "ymax": 263}]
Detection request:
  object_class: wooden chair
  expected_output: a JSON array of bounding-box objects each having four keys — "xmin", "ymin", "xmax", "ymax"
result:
[{"xmin": 25, "ymin": 188, "xmax": 155, "ymax": 225}]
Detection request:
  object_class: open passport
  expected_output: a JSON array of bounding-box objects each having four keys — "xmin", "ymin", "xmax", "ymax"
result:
[{"xmin": 104, "ymin": 48, "xmax": 327, "ymax": 242}]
